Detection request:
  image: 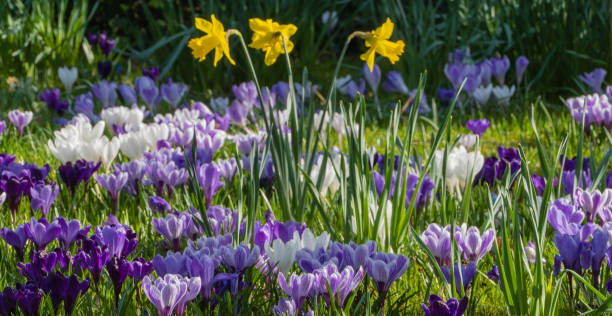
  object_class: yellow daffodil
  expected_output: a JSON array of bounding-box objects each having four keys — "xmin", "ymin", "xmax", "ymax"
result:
[
  {"xmin": 248, "ymin": 18, "xmax": 298, "ymax": 66},
  {"xmin": 188, "ymin": 15, "xmax": 235, "ymax": 67},
  {"xmin": 360, "ymin": 18, "xmax": 405, "ymax": 71}
]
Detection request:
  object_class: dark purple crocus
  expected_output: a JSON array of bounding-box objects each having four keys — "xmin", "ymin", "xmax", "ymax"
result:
[
  {"xmin": 23, "ymin": 217, "xmax": 61, "ymax": 250},
  {"xmin": 161, "ymin": 78, "xmax": 188, "ymax": 108},
  {"xmin": 29, "ymin": 182, "xmax": 59, "ymax": 217},
  {"xmin": 421, "ymin": 294, "xmax": 468, "ymax": 316},
  {"xmin": 54, "ymin": 217, "xmax": 90, "ymax": 250},
  {"xmin": 3, "ymin": 177, "xmax": 29, "ymax": 219},
  {"xmin": 465, "ymin": 118, "xmax": 490, "ymax": 136},
  {"xmin": 515, "ymin": 56, "xmax": 529, "ymax": 85},
  {"xmin": 39, "ymin": 88, "xmax": 69, "ymax": 115},
  {"xmin": 99, "ymin": 37, "xmax": 115, "ymax": 57},
  {"xmin": 382, "ymin": 71, "xmax": 409, "ymax": 95},
  {"xmin": 0, "ymin": 224, "xmax": 28, "ymax": 260},
  {"xmin": 97, "ymin": 61, "xmax": 112, "ymax": 80},
  {"xmin": 106, "ymin": 256, "xmax": 133, "ymax": 306},
  {"xmin": 579, "ymin": 68, "xmax": 607, "ymax": 93},
  {"xmin": 0, "ymin": 286, "xmax": 17, "ymax": 315},
  {"xmin": 198, "ymin": 163, "xmax": 223, "ymax": 207},
  {"xmin": 76, "ymin": 238, "xmax": 110, "ymax": 284},
  {"xmin": 40, "ymin": 272, "xmax": 90, "ymax": 315},
  {"xmin": 487, "ymin": 265, "xmax": 499, "ymax": 283},
  {"xmin": 365, "ymin": 252, "xmax": 409, "ymax": 304},
  {"xmin": 96, "ymin": 171, "xmax": 128, "ymax": 214},
  {"xmin": 15, "ymin": 284, "xmax": 43, "ymax": 316},
  {"xmin": 92, "ymin": 80, "xmax": 117, "ymax": 107},
  {"xmin": 142, "ymin": 67, "xmax": 160, "ymax": 81},
  {"xmin": 58, "ymin": 160, "xmax": 101, "ymax": 195}
]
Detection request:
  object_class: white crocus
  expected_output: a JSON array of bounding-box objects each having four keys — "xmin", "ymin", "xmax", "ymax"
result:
[
  {"xmin": 458, "ymin": 134, "xmax": 478, "ymax": 151},
  {"xmin": 434, "ymin": 146, "xmax": 484, "ymax": 199},
  {"xmin": 297, "ymin": 228, "xmax": 330, "ymax": 251},
  {"xmin": 265, "ymin": 239, "xmax": 299, "ymax": 276},
  {"xmin": 492, "ymin": 85, "xmax": 516, "ymax": 106},
  {"xmin": 119, "ymin": 131, "xmax": 150, "ymax": 160},
  {"xmin": 473, "ymin": 84, "xmax": 492, "ymax": 105},
  {"xmin": 101, "ymin": 106, "xmax": 145, "ymax": 131},
  {"xmin": 58, "ymin": 67, "xmax": 78, "ymax": 92}
]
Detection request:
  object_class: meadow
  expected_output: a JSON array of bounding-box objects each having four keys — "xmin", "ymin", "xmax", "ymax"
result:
[{"xmin": 0, "ymin": 1, "xmax": 611, "ymax": 315}]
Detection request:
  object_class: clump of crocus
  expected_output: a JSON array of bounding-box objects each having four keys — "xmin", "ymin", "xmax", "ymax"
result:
[{"xmin": 7, "ymin": 110, "xmax": 33, "ymax": 137}]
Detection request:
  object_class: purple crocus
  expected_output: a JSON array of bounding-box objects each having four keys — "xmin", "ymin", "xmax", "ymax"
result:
[
  {"xmin": 579, "ymin": 68, "xmax": 607, "ymax": 93},
  {"xmin": 515, "ymin": 56, "xmax": 529, "ymax": 85},
  {"xmin": 135, "ymin": 76, "xmax": 161, "ymax": 112},
  {"xmin": 23, "ymin": 217, "xmax": 62, "ymax": 250},
  {"xmin": 54, "ymin": 217, "xmax": 90, "ymax": 250},
  {"xmin": 141, "ymin": 274, "xmax": 201, "ymax": 316},
  {"xmin": 491, "ymin": 56, "xmax": 510, "ymax": 85},
  {"xmin": 465, "ymin": 118, "xmax": 490, "ymax": 136},
  {"xmin": 96, "ymin": 171, "xmax": 128, "ymax": 214},
  {"xmin": 365, "ymin": 252, "xmax": 409, "ymax": 302},
  {"xmin": 97, "ymin": 61, "xmax": 112, "ymax": 79},
  {"xmin": 118, "ymin": 85, "xmax": 137, "ymax": 105},
  {"xmin": 363, "ymin": 62, "xmax": 381, "ymax": 94},
  {"xmin": 58, "ymin": 160, "xmax": 101, "ymax": 195},
  {"xmin": 29, "ymin": 183, "xmax": 59, "ymax": 217},
  {"xmin": 149, "ymin": 195, "xmax": 171, "ymax": 214},
  {"xmin": 143, "ymin": 67, "xmax": 160, "ymax": 80},
  {"xmin": 421, "ymin": 294, "xmax": 468, "ymax": 316},
  {"xmin": 273, "ymin": 298, "xmax": 296, "ymax": 316},
  {"xmin": 0, "ymin": 224, "xmax": 28, "ymax": 260},
  {"xmin": 76, "ymin": 238, "xmax": 110, "ymax": 284},
  {"xmin": 15, "ymin": 284, "xmax": 43, "ymax": 316},
  {"xmin": 455, "ymin": 226, "xmax": 495, "ymax": 263},
  {"xmin": 105, "ymin": 256, "xmax": 133, "ymax": 306},
  {"xmin": 278, "ymin": 272, "xmax": 315, "ymax": 314},
  {"xmin": 338, "ymin": 79, "xmax": 365, "ymax": 100},
  {"xmin": 161, "ymin": 78, "xmax": 188, "ymax": 108},
  {"xmin": 442, "ymin": 261, "xmax": 477, "ymax": 294},
  {"xmin": 314, "ymin": 264, "xmax": 364, "ymax": 307},
  {"xmin": 40, "ymin": 272, "xmax": 90, "ymax": 315},
  {"xmin": 421, "ymin": 223, "xmax": 452, "ymax": 266},
  {"xmin": 153, "ymin": 213, "xmax": 187, "ymax": 252},
  {"xmin": 220, "ymin": 244, "xmax": 260, "ymax": 274},
  {"xmin": 382, "ymin": 71, "xmax": 409, "ymax": 95},
  {"xmin": 198, "ymin": 163, "xmax": 223, "ymax": 207},
  {"xmin": 99, "ymin": 36, "xmax": 115, "ymax": 57},
  {"xmin": 574, "ymin": 188, "xmax": 612, "ymax": 223},
  {"xmin": 185, "ymin": 253, "xmax": 219, "ymax": 304},
  {"xmin": 39, "ymin": 88, "xmax": 69, "ymax": 115},
  {"xmin": 0, "ymin": 120, "xmax": 5, "ymax": 135},
  {"xmin": 91, "ymin": 80, "xmax": 117, "ymax": 108},
  {"xmin": 547, "ymin": 199, "xmax": 584, "ymax": 236},
  {"xmin": 130, "ymin": 257, "xmax": 153, "ymax": 285},
  {"xmin": 7, "ymin": 110, "xmax": 33, "ymax": 136},
  {"xmin": 74, "ymin": 93, "xmax": 97, "ymax": 121}
]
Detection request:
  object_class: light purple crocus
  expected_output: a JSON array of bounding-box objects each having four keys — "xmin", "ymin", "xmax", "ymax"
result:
[
  {"xmin": 457, "ymin": 227, "xmax": 495, "ymax": 263},
  {"xmin": 278, "ymin": 272, "xmax": 316, "ymax": 314},
  {"xmin": 363, "ymin": 62, "xmax": 381, "ymax": 94},
  {"xmin": 382, "ymin": 71, "xmax": 409, "ymax": 95},
  {"xmin": 421, "ymin": 224, "xmax": 452, "ymax": 266},
  {"xmin": 97, "ymin": 225, "xmax": 127, "ymax": 258},
  {"xmin": 96, "ymin": 171, "xmax": 128, "ymax": 214},
  {"xmin": 338, "ymin": 79, "xmax": 365, "ymax": 100},
  {"xmin": 574, "ymin": 188, "xmax": 612, "ymax": 223},
  {"xmin": 491, "ymin": 56, "xmax": 510, "ymax": 85},
  {"xmin": 515, "ymin": 56, "xmax": 529, "ymax": 85},
  {"xmin": 579, "ymin": 68, "xmax": 607, "ymax": 93},
  {"xmin": 54, "ymin": 217, "xmax": 91, "ymax": 250},
  {"xmin": 23, "ymin": 217, "xmax": 62, "ymax": 250},
  {"xmin": 153, "ymin": 252, "xmax": 188, "ymax": 276},
  {"xmin": 153, "ymin": 213, "xmax": 186, "ymax": 251},
  {"xmin": 220, "ymin": 244, "xmax": 260, "ymax": 273},
  {"xmin": 547, "ymin": 199, "xmax": 584, "ymax": 235},
  {"xmin": 161, "ymin": 78, "xmax": 188, "ymax": 108},
  {"xmin": 118, "ymin": 85, "xmax": 137, "ymax": 106},
  {"xmin": 29, "ymin": 183, "xmax": 60, "ymax": 217},
  {"xmin": 465, "ymin": 118, "xmax": 490, "ymax": 136},
  {"xmin": 365, "ymin": 252, "xmax": 409, "ymax": 298},
  {"xmin": 314, "ymin": 264, "xmax": 364, "ymax": 307},
  {"xmin": 198, "ymin": 163, "xmax": 223, "ymax": 207},
  {"xmin": 141, "ymin": 274, "xmax": 201, "ymax": 316},
  {"xmin": 135, "ymin": 76, "xmax": 161, "ymax": 112},
  {"xmin": 8, "ymin": 109, "xmax": 33, "ymax": 136},
  {"xmin": 185, "ymin": 253, "xmax": 219, "ymax": 303},
  {"xmin": 92, "ymin": 80, "xmax": 118, "ymax": 107},
  {"xmin": 273, "ymin": 298, "xmax": 297, "ymax": 316},
  {"xmin": 74, "ymin": 93, "xmax": 97, "ymax": 121},
  {"xmin": 0, "ymin": 224, "xmax": 28, "ymax": 259}
]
